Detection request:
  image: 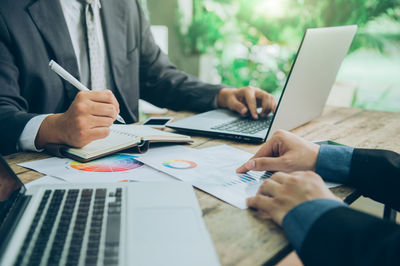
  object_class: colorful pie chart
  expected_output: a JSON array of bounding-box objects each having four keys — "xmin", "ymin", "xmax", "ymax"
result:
[
  {"xmin": 162, "ymin": 160, "xmax": 197, "ymax": 169},
  {"xmin": 70, "ymin": 154, "xmax": 143, "ymax": 172}
]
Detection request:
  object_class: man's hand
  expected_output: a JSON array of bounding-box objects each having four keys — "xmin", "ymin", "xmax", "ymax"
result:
[
  {"xmin": 247, "ymin": 171, "xmax": 340, "ymax": 226},
  {"xmin": 35, "ymin": 90, "xmax": 119, "ymax": 148},
  {"xmin": 217, "ymin": 87, "xmax": 277, "ymax": 119},
  {"xmin": 236, "ymin": 130, "xmax": 320, "ymax": 173}
]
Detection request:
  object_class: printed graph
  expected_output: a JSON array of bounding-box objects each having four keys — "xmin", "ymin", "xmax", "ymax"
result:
[
  {"xmin": 162, "ymin": 160, "xmax": 197, "ymax": 169},
  {"xmin": 70, "ymin": 154, "xmax": 143, "ymax": 172},
  {"xmin": 222, "ymin": 171, "xmax": 272, "ymax": 187}
]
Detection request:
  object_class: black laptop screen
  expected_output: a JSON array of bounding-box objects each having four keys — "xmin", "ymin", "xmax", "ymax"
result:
[{"xmin": 0, "ymin": 156, "xmax": 24, "ymax": 226}]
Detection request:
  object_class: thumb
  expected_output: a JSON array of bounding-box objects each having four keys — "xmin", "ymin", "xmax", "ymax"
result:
[
  {"xmin": 229, "ymin": 97, "xmax": 248, "ymax": 116},
  {"xmin": 244, "ymin": 157, "xmax": 287, "ymax": 172}
]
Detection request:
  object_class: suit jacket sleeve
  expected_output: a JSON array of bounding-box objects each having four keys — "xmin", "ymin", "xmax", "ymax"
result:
[
  {"xmin": 299, "ymin": 206, "xmax": 400, "ymax": 266},
  {"xmin": 348, "ymin": 149, "xmax": 400, "ymax": 211},
  {"xmin": 0, "ymin": 13, "xmax": 37, "ymax": 155},
  {"xmin": 135, "ymin": 1, "xmax": 224, "ymax": 112},
  {"xmin": 298, "ymin": 149, "xmax": 400, "ymax": 266}
]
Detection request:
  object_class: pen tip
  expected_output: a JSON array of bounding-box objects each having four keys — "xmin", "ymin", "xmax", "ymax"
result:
[{"xmin": 117, "ymin": 116, "xmax": 126, "ymax": 124}]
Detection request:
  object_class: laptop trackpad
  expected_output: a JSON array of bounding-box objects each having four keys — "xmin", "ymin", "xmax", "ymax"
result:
[{"xmin": 131, "ymin": 208, "xmax": 217, "ymax": 266}]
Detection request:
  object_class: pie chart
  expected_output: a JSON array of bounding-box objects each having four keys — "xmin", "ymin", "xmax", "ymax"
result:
[
  {"xmin": 162, "ymin": 159, "xmax": 197, "ymax": 169},
  {"xmin": 70, "ymin": 154, "xmax": 143, "ymax": 172}
]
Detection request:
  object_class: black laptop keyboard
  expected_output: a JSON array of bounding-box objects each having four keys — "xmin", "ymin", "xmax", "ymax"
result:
[
  {"xmin": 211, "ymin": 116, "xmax": 273, "ymax": 135},
  {"xmin": 13, "ymin": 187, "xmax": 122, "ymax": 266}
]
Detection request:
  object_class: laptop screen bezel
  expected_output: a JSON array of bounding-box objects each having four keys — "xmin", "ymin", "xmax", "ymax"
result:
[{"xmin": 263, "ymin": 29, "xmax": 308, "ymax": 142}]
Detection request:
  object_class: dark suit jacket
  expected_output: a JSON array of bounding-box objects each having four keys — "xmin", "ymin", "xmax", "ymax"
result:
[
  {"xmin": 0, "ymin": 0, "xmax": 223, "ymax": 155},
  {"xmin": 300, "ymin": 149, "xmax": 400, "ymax": 266}
]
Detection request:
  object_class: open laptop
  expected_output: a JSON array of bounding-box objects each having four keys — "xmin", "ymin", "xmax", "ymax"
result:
[
  {"xmin": 0, "ymin": 156, "xmax": 220, "ymax": 266},
  {"xmin": 168, "ymin": 25, "xmax": 357, "ymax": 142}
]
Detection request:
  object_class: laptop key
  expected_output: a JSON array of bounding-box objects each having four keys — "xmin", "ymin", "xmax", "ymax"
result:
[
  {"xmin": 66, "ymin": 189, "xmax": 93, "ymax": 265},
  {"xmin": 104, "ymin": 188, "xmax": 122, "ymax": 266},
  {"xmin": 211, "ymin": 116, "xmax": 272, "ymax": 134},
  {"xmin": 46, "ymin": 189, "xmax": 78, "ymax": 265}
]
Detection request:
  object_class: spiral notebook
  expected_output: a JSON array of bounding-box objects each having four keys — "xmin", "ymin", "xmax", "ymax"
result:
[{"xmin": 62, "ymin": 125, "xmax": 192, "ymax": 162}]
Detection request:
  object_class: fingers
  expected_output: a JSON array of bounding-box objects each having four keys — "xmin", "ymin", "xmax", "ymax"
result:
[
  {"xmin": 236, "ymin": 139, "xmax": 278, "ymax": 173},
  {"xmin": 269, "ymin": 172, "xmax": 287, "ymax": 184},
  {"xmin": 236, "ymin": 161, "xmax": 253, "ymax": 173},
  {"xmin": 252, "ymin": 138, "xmax": 278, "ymax": 159},
  {"xmin": 246, "ymin": 194, "xmax": 272, "ymax": 213},
  {"xmin": 69, "ymin": 127, "xmax": 110, "ymax": 148},
  {"xmin": 242, "ymin": 87, "xmax": 258, "ymax": 119},
  {"xmin": 89, "ymin": 127, "xmax": 111, "ymax": 140},
  {"xmin": 89, "ymin": 102, "xmax": 118, "ymax": 120},
  {"xmin": 236, "ymin": 157, "xmax": 285, "ymax": 173},
  {"xmin": 230, "ymin": 97, "xmax": 248, "ymax": 116},
  {"xmin": 236, "ymin": 139, "xmax": 273, "ymax": 173},
  {"xmin": 88, "ymin": 115, "xmax": 115, "ymax": 128},
  {"xmin": 220, "ymin": 87, "xmax": 277, "ymax": 120},
  {"xmin": 258, "ymin": 178, "xmax": 281, "ymax": 197},
  {"xmin": 255, "ymin": 90, "xmax": 276, "ymax": 117},
  {"xmin": 77, "ymin": 90, "xmax": 120, "ymax": 113}
]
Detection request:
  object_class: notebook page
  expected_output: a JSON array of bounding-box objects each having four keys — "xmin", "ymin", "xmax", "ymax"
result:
[
  {"xmin": 112, "ymin": 125, "xmax": 191, "ymax": 141},
  {"xmin": 66, "ymin": 126, "xmax": 140, "ymax": 159}
]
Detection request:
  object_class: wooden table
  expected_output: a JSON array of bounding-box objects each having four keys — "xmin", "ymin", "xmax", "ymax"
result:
[{"xmin": 4, "ymin": 106, "xmax": 400, "ymax": 266}]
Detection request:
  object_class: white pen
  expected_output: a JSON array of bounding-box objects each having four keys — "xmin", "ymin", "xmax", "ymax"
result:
[{"xmin": 49, "ymin": 60, "xmax": 126, "ymax": 124}]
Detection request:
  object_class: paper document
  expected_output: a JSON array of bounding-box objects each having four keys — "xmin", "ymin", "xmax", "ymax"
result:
[
  {"xmin": 138, "ymin": 145, "xmax": 267, "ymax": 209},
  {"xmin": 138, "ymin": 145, "xmax": 341, "ymax": 209},
  {"xmin": 25, "ymin": 175, "xmax": 66, "ymax": 189},
  {"xmin": 19, "ymin": 153, "xmax": 176, "ymax": 184}
]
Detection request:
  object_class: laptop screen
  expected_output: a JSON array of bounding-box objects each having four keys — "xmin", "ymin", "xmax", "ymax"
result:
[{"xmin": 0, "ymin": 156, "xmax": 25, "ymax": 226}]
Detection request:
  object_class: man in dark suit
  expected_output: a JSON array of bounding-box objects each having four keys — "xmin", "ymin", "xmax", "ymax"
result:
[
  {"xmin": 0, "ymin": 0, "xmax": 276, "ymax": 155},
  {"xmin": 237, "ymin": 130, "xmax": 400, "ymax": 266}
]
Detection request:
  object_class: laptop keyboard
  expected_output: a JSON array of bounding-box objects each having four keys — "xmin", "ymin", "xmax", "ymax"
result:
[
  {"xmin": 14, "ymin": 187, "xmax": 122, "ymax": 266},
  {"xmin": 211, "ymin": 116, "xmax": 273, "ymax": 135}
]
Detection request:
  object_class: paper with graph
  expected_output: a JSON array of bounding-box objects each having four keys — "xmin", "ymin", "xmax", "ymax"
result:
[{"xmin": 137, "ymin": 145, "xmax": 268, "ymax": 209}]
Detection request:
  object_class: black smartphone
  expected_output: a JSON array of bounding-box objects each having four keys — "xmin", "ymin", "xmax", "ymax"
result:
[{"xmin": 142, "ymin": 117, "xmax": 174, "ymax": 129}]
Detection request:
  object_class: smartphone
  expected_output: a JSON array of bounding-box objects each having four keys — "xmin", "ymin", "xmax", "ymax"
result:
[{"xmin": 142, "ymin": 117, "xmax": 174, "ymax": 129}]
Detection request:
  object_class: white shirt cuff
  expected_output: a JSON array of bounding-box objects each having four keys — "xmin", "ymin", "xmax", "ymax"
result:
[{"xmin": 17, "ymin": 114, "xmax": 51, "ymax": 152}]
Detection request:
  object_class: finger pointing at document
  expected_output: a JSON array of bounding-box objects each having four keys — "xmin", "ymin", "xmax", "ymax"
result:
[{"xmin": 236, "ymin": 130, "xmax": 320, "ymax": 174}]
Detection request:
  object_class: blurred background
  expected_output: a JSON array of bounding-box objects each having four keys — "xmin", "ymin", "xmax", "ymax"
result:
[{"xmin": 141, "ymin": 0, "xmax": 400, "ymax": 112}]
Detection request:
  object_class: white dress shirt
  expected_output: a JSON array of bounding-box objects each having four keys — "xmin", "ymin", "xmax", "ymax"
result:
[{"xmin": 18, "ymin": 0, "xmax": 111, "ymax": 151}]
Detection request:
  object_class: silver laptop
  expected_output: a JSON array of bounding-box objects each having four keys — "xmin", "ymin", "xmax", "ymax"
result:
[
  {"xmin": 0, "ymin": 156, "xmax": 220, "ymax": 266},
  {"xmin": 168, "ymin": 25, "xmax": 357, "ymax": 142}
]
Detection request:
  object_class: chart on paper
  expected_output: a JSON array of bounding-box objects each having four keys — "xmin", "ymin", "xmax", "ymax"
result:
[
  {"xmin": 138, "ymin": 145, "xmax": 269, "ymax": 209},
  {"xmin": 70, "ymin": 154, "xmax": 143, "ymax": 172},
  {"xmin": 19, "ymin": 153, "xmax": 175, "ymax": 184}
]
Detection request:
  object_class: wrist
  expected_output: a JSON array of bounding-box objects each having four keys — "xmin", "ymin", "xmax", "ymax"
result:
[
  {"xmin": 311, "ymin": 144, "xmax": 320, "ymax": 171},
  {"xmin": 35, "ymin": 114, "xmax": 65, "ymax": 149},
  {"xmin": 216, "ymin": 88, "xmax": 234, "ymax": 108}
]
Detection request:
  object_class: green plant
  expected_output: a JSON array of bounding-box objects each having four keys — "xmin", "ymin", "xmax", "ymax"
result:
[{"xmin": 177, "ymin": 0, "xmax": 400, "ymax": 95}]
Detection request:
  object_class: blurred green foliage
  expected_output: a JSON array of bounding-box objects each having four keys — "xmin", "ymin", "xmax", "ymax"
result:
[{"xmin": 177, "ymin": 0, "xmax": 400, "ymax": 94}]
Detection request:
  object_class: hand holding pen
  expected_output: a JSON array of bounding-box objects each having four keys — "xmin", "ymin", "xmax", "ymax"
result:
[{"xmin": 49, "ymin": 60, "xmax": 126, "ymax": 124}]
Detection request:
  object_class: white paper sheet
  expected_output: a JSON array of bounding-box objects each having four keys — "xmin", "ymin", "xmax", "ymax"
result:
[
  {"xmin": 137, "ymin": 145, "xmax": 267, "ymax": 209},
  {"xmin": 25, "ymin": 175, "xmax": 66, "ymax": 189},
  {"xmin": 19, "ymin": 153, "xmax": 176, "ymax": 184},
  {"xmin": 138, "ymin": 145, "xmax": 341, "ymax": 209}
]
